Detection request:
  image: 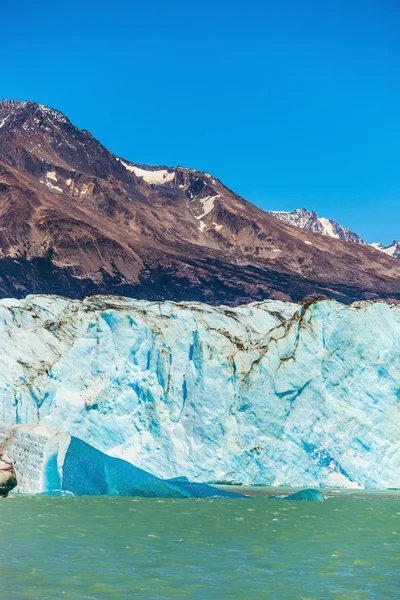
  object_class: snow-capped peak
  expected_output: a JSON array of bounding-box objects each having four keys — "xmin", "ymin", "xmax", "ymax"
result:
[
  {"xmin": 370, "ymin": 240, "xmax": 400, "ymax": 258},
  {"xmin": 269, "ymin": 208, "xmax": 365, "ymax": 244},
  {"xmin": 270, "ymin": 208, "xmax": 400, "ymax": 260},
  {"xmin": 0, "ymin": 99, "xmax": 71, "ymax": 131}
]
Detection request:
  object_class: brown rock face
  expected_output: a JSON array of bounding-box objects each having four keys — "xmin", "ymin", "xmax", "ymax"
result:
[
  {"xmin": 0, "ymin": 99, "xmax": 400, "ymax": 304},
  {"xmin": 0, "ymin": 454, "xmax": 17, "ymax": 497}
]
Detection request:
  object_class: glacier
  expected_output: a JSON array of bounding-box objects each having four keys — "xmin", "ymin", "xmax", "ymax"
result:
[{"xmin": 1, "ymin": 294, "xmax": 400, "ymax": 489}]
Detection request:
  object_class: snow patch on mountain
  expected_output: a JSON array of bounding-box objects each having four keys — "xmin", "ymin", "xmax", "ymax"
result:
[
  {"xmin": 195, "ymin": 195, "xmax": 219, "ymax": 220},
  {"xmin": 318, "ymin": 217, "xmax": 339, "ymax": 239},
  {"xmin": 46, "ymin": 171, "xmax": 58, "ymax": 182},
  {"xmin": 39, "ymin": 173, "xmax": 63, "ymax": 194},
  {"xmin": 45, "ymin": 181, "xmax": 63, "ymax": 193},
  {"xmin": 120, "ymin": 160, "xmax": 175, "ymax": 185},
  {"xmin": 0, "ymin": 115, "xmax": 10, "ymax": 129}
]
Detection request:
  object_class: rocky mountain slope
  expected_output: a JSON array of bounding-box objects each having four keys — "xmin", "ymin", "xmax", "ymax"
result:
[
  {"xmin": 1, "ymin": 99, "xmax": 400, "ymax": 303},
  {"xmin": 2, "ymin": 294, "xmax": 400, "ymax": 488}
]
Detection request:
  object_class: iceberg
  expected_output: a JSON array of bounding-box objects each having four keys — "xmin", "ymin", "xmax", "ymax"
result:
[
  {"xmin": 0, "ymin": 424, "xmax": 243, "ymax": 498},
  {"xmin": 1, "ymin": 294, "xmax": 400, "ymax": 489},
  {"xmin": 270, "ymin": 489, "xmax": 325, "ymax": 501}
]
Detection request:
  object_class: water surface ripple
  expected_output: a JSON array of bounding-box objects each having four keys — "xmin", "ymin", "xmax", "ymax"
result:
[{"xmin": 1, "ymin": 496, "xmax": 399, "ymax": 599}]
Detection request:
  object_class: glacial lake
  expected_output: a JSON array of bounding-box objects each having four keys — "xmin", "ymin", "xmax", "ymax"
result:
[{"xmin": 1, "ymin": 491, "xmax": 400, "ymax": 599}]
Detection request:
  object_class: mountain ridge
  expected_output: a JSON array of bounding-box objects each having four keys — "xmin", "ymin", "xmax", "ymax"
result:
[{"xmin": 1, "ymin": 99, "xmax": 400, "ymax": 304}]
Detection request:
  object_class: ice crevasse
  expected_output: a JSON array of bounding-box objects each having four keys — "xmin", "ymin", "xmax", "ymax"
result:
[{"xmin": 1, "ymin": 294, "xmax": 400, "ymax": 489}]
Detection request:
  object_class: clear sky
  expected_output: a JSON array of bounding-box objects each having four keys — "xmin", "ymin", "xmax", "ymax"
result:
[{"xmin": 2, "ymin": 0, "xmax": 400, "ymax": 243}]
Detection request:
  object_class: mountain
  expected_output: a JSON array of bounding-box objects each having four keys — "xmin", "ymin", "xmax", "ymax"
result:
[
  {"xmin": 370, "ymin": 240, "xmax": 400, "ymax": 259},
  {"xmin": 271, "ymin": 208, "xmax": 400, "ymax": 260},
  {"xmin": 269, "ymin": 208, "xmax": 365, "ymax": 244},
  {"xmin": 1, "ymin": 99, "xmax": 400, "ymax": 304},
  {"xmin": 2, "ymin": 293, "xmax": 400, "ymax": 488}
]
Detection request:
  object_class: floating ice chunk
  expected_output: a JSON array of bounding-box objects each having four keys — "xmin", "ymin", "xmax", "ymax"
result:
[
  {"xmin": 0, "ymin": 424, "xmax": 244, "ymax": 498},
  {"xmin": 270, "ymin": 489, "xmax": 325, "ymax": 501}
]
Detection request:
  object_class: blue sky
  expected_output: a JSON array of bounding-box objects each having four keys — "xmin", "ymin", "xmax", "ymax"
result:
[{"xmin": 2, "ymin": 0, "xmax": 400, "ymax": 243}]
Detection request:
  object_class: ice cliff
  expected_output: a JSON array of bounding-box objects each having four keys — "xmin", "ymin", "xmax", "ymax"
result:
[{"xmin": 1, "ymin": 294, "xmax": 400, "ymax": 489}]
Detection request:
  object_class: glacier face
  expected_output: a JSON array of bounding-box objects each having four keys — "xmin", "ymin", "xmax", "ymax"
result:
[{"xmin": 1, "ymin": 294, "xmax": 400, "ymax": 489}]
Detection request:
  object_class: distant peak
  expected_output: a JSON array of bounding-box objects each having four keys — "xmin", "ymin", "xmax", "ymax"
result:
[
  {"xmin": 370, "ymin": 240, "xmax": 400, "ymax": 259},
  {"xmin": 0, "ymin": 99, "xmax": 37, "ymax": 116},
  {"xmin": 269, "ymin": 207, "xmax": 365, "ymax": 245},
  {"xmin": 0, "ymin": 99, "xmax": 70, "ymax": 126},
  {"xmin": 0, "ymin": 99, "xmax": 32, "ymax": 108}
]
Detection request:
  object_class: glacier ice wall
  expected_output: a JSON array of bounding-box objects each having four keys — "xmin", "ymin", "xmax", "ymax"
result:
[{"xmin": 1, "ymin": 294, "xmax": 400, "ymax": 488}]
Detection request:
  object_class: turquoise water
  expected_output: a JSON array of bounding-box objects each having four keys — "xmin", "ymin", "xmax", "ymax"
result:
[{"xmin": 1, "ymin": 495, "xmax": 400, "ymax": 599}]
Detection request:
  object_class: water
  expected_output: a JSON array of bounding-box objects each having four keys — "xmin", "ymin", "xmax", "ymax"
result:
[{"xmin": 1, "ymin": 494, "xmax": 400, "ymax": 599}]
